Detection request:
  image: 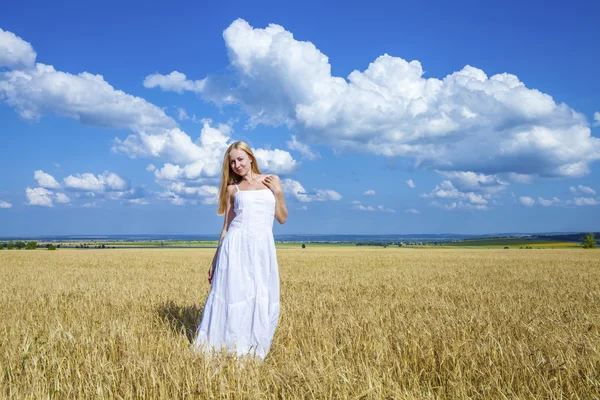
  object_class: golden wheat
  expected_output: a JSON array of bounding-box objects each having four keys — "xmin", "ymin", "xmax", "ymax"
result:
[{"xmin": 0, "ymin": 248, "xmax": 599, "ymax": 399}]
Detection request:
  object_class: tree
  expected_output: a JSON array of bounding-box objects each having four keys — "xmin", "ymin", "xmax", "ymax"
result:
[
  {"xmin": 48, "ymin": 244, "xmax": 56, "ymax": 250},
  {"xmin": 25, "ymin": 241, "xmax": 37, "ymax": 250},
  {"xmin": 7, "ymin": 243, "xmax": 14, "ymax": 250},
  {"xmin": 14, "ymin": 241, "xmax": 26, "ymax": 249},
  {"xmin": 583, "ymin": 233, "xmax": 596, "ymax": 249}
]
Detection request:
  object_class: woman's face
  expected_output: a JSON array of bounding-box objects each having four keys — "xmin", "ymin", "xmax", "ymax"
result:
[{"xmin": 229, "ymin": 148, "xmax": 252, "ymax": 176}]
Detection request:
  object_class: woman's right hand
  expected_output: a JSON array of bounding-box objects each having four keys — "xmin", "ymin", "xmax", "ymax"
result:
[{"xmin": 207, "ymin": 263, "xmax": 216, "ymax": 284}]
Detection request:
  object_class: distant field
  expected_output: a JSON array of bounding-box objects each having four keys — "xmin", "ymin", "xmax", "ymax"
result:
[
  {"xmin": 1, "ymin": 248, "xmax": 598, "ymax": 398},
  {"xmin": 441, "ymin": 238, "xmax": 582, "ymax": 248}
]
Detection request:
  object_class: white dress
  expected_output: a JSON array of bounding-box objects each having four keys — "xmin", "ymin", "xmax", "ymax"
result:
[{"xmin": 193, "ymin": 186, "xmax": 280, "ymax": 361}]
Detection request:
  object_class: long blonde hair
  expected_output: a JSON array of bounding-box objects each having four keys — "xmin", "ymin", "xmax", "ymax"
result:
[{"xmin": 217, "ymin": 141, "xmax": 262, "ymax": 215}]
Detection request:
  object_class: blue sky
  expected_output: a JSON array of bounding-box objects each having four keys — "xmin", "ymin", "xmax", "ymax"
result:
[{"xmin": 1, "ymin": 0, "xmax": 599, "ymax": 236}]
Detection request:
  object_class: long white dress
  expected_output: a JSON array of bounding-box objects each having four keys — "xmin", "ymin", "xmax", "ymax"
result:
[{"xmin": 193, "ymin": 186, "xmax": 280, "ymax": 361}]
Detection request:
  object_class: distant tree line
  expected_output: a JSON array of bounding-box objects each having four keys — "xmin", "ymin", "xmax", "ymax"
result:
[{"xmin": 0, "ymin": 241, "xmax": 39, "ymax": 250}]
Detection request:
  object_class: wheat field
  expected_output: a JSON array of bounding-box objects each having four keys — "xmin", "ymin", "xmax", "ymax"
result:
[{"xmin": 0, "ymin": 248, "xmax": 599, "ymax": 399}]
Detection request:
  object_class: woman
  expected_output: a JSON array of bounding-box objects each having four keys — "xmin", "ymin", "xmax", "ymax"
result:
[{"xmin": 193, "ymin": 141, "xmax": 288, "ymax": 361}]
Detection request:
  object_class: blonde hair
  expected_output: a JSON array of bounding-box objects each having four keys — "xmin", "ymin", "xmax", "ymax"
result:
[{"xmin": 217, "ymin": 141, "xmax": 262, "ymax": 215}]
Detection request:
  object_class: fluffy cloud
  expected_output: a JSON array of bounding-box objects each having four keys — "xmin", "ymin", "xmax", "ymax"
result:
[
  {"xmin": 519, "ymin": 196, "xmax": 535, "ymax": 207},
  {"xmin": 351, "ymin": 201, "xmax": 395, "ymax": 213},
  {"xmin": 146, "ymin": 164, "xmax": 156, "ymax": 172},
  {"xmin": 154, "ymin": 19, "xmax": 600, "ymax": 179},
  {"xmin": 569, "ymin": 185, "xmax": 596, "ymax": 196},
  {"xmin": 254, "ymin": 148, "xmax": 298, "ymax": 174},
  {"xmin": 0, "ymin": 63, "xmax": 176, "ymax": 132},
  {"xmin": 406, "ymin": 179, "xmax": 415, "ymax": 189},
  {"xmin": 436, "ymin": 171, "xmax": 508, "ymax": 194},
  {"xmin": 27, "ymin": 169, "xmax": 145, "ymax": 206},
  {"xmin": 143, "ymin": 71, "xmax": 205, "ymax": 93},
  {"xmin": 157, "ymin": 182, "xmax": 219, "ymax": 206},
  {"xmin": 0, "ymin": 200, "xmax": 12, "ymax": 208},
  {"xmin": 405, "ymin": 208, "xmax": 420, "ymax": 214},
  {"xmin": 116, "ymin": 121, "xmax": 297, "ymax": 182},
  {"xmin": 364, "ymin": 190, "xmax": 376, "ymax": 196},
  {"xmin": 0, "ymin": 29, "xmax": 297, "ymax": 190},
  {"xmin": 421, "ymin": 180, "xmax": 490, "ymax": 210},
  {"xmin": 594, "ymin": 112, "xmax": 600, "ymax": 127},
  {"xmin": 63, "ymin": 171, "xmax": 129, "ymax": 192},
  {"xmin": 34, "ymin": 170, "xmax": 60, "ymax": 189},
  {"xmin": 537, "ymin": 196, "xmax": 561, "ymax": 207},
  {"xmin": 286, "ymin": 135, "xmax": 319, "ymax": 160},
  {"xmin": 54, "ymin": 192, "xmax": 71, "ymax": 204},
  {"xmin": 282, "ymin": 179, "xmax": 341, "ymax": 202},
  {"xmin": 25, "ymin": 187, "xmax": 55, "ymax": 207},
  {"xmin": 570, "ymin": 197, "xmax": 599, "ymax": 206},
  {"xmin": 0, "ymin": 28, "xmax": 36, "ymax": 69}
]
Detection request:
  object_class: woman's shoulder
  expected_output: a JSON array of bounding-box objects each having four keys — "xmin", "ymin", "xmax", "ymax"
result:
[{"xmin": 226, "ymin": 184, "xmax": 238, "ymax": 194}]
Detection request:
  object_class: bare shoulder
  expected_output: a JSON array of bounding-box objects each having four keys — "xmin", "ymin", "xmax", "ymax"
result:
[{"xmin": 226, "ymin": 184, "xmax": 237, "ymax": 196}]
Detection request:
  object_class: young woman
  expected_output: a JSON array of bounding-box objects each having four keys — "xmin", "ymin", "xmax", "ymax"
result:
[{"xmin": 193, "ymin": 141, "xmax": 288, "ymax": 361}]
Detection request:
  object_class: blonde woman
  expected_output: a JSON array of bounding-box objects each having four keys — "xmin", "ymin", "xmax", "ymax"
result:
[{"xmin": 193, "ymin": 141, "xmax": 288, "ymax": 361}]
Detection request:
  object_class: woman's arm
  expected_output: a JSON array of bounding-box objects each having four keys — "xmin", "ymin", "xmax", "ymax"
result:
[
  {"xmin": 264, "ymin": 175, "xmax": 288, "ymax": 224},
  {"xmin": 208, "ymin": 185, "xmax": 236, "ymax": 283}
]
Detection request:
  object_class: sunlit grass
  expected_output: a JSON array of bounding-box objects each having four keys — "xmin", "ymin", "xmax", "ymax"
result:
[{"xmin": 1, "ymin": 248, "xmax": 599, "ymax": 398}]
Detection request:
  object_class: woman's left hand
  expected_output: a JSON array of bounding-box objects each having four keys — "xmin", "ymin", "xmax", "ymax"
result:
[{"xmin": 263, "ymin": 174, "xmax": 282, "ymax": 195}]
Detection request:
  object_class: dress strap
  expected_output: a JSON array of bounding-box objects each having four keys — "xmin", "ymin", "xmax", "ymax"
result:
[{"xmin": 234, "ymin": 184, "xmax": 239, "ymax": 193}]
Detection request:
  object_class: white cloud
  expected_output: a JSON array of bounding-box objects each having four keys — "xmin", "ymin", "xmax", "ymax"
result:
[
  {"xmin": 594, "ymin": 112, "xmax": 600, "ymax": 127},
  {"xmin": 34, "ymin": 170, "xmax": 60, "ymax": 189},
  {"xmin": 63, "ymin": 171, "xmax": 129, "ymax": 192},
  {"xmin": 253, "ymin": 148, "xmax": 298, "ymax": 174},
  {"xmin": 146, "ymin": 164, "xmax": 156, "ymax": 172},
  {"xmin": 157, "ymin": 182, "xmax": 219, "ymax": 206},
  {"xmin": 0, "ymin": 63, "xmax": 176, "ymax": 132},
  {"xmin": 143, "ymin": 71, "xmax": 205, "ymax": 93},
  {"xmin": 115, "ymin": 121, "xmax": 297, "ymax": 182},
  {"xmin": 405, "ymin": 208, "xmax": 420, "ymax": 214},
  {"xmin": 406, "ymin": 179, "xmax": 415, "ymax": 189},
  {"xmin": 105, "ymin": 187, "xmax": 150, "ymax": 204},
  {"xmin": 436, "ymin": 170, "xmax": 508, "ymax": 194},
  {"xmin": 0, "ymin": 28, "xmax": 36, "ymax": 69},
  {"xmin": 519, "ymin": 196, "xmax": 535, "ymax": 207},
  {"xmin": 25, "ymin": 187, "xmax": 54, "ymax": 207},
  {"xmin": 430, "ymin": 200, "xmax": 487, "ymax": 211},
  {"xmin": 282, "ymin": 179, "xmax": 341, "ymax": 202},
  {"xmin": 177, "ymin": 108, "xmax": 190, "ymax": 121},
  {"xmin": 286, "ymin": 135, "xmax": 319, "ymax": 160},
  {"xmin": 82, "ymin": 202, "xmax": 97, "ymax": 208},
  {"xmin": 571, "ymin": 197, "xmax": 599, "ymax": 206},
  {"xmin": 364, "ymin": 190, "xmax": 376, "ymax": 196},
  {"xmin": 570, "ymin": 185, "xmax": 596, "ymax": 196},
  {"xmin": 0, "ymin": 200, "xmax": 12, "ymax": 208},
  {"xmin": 64, "ymin": 173, "xmax": 103, "ymax": 192},
  {"xmin": 351, "ymin": 200, "xmax": 395, "ymax": 212},
  {"xmin": 537, "ymin": 196, "xmax": 561, "ymax": 207},
  {"xmin": 54, "ymin": 192, "xmax": 70, "ymax": 204},
  {"xmin": 163, "ymin": 19, "xmax": 600, "ymax": 179},
  {"xmin": 421, "ymin": 180, "xmax": 490, "ymax": 210},
  {"xmin": 127, "ymin": 198, "xmax": 150, "ymax": 205},
  {"xmin": 0, "ymin": 29, "xmax": 298, "ymax": 188}
]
